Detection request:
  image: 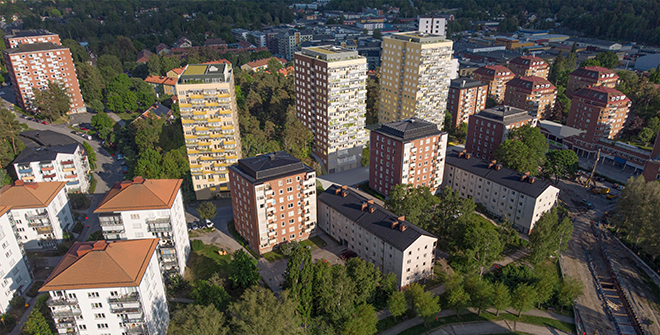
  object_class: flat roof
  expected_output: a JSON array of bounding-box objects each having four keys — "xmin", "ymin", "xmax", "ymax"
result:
[
  {"xmin": 229, "ymin": 151, "xmax": 313, "ymax": 184},
  {"xmin": 183, "ymin": 65, "xmax": 208, "ymax": 76},
  {"xmin": 538, "ymin": 120, "xmax": 585, "ymax": 139},
  {"xmin": 475, "ymin": 106, "xmax": 533, "ymax": 125},
  {"xmin": 3, "ymin": 42, "xmax": 67, "ymax": 54},
  {"xmin": 299, "ymin": 45, "xmax": 362, "ymax": 62},
  {"xmin": 14, "ymin": 144, "xmax": 80, "ymax": 164},
  {"xmin": 450, "ymin": 78, "xmax": 487, "ymax": 89},
  {"xmin": 389, "ymin": 31, "xmax": 447, "ymax": 44},
  {"xmin": 178, "ymin": 63, "xmax": 230, "ymax": 83},
  {"xmin": 5, "ymin": 30, "xmax": 57, "ymax": 38}
]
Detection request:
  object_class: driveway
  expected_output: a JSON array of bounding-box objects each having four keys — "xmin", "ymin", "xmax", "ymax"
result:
[{"xmin": 187, "ymin": 201, "xmax": 244, "ymax": 254}]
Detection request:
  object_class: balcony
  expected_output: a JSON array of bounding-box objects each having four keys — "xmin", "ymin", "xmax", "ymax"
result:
[
  {"xmin": 25, "ymin": 211, "xmax": 48, "ymax": 221},
  {"xmin": 146, "ymin": 218, "xmax": 172, "ymax": 232},
  {"xmin": 36, "ymin": 226, "xmax": 54, "ymax": 235},
  {"xmin": 48, "ymin": 297, "xmax": 78, "ymax": 306},
  {"xmin": 123, "ymin": 325, "xmax": 147, "ymax": 334},
  {"xmin": 51, "ymin": 308, "xmax": 82, "ymax": 318},
  {"xmin": 64, "ymin": 174, "xmax": 77, "ymax": 179},
  {"xmin": 17, "ymin": 167, "xmax": 32, "ymax": 174},
  {"xmin": 109, "ymin": 292, "xmax": 139, "ymax": 303},
  {"xmin": 61, "ymin": 160, "xmax": 74, "ymax": 165},
  {"xmin": 99, "ymin": 215, "xmax": 123, "ymax": 226}
]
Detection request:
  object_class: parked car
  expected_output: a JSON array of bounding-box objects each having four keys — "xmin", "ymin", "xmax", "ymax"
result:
[
  {"xmin": 581, "ymin": 199, "xmax": 594, "ymax": 208},
  {"xmin": 80, "ymin": 127, "xmax": 88, "ymax": 131},
  {"xmin": 41, "ymin": 120, "xmax": 49, "ymax": 125},
  {"xmin": 204, "ymin": 219, "xmax": 213, "ymax": 228},
  {"xmin": 117, "ymin": 154, "xmax": 125, "ymax": 160},
  {"xmin": 122, "ymin": 166, "xmax": 128, "ymax": 174}
]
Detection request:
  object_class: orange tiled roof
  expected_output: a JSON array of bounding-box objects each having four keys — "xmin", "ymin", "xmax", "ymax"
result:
[
  {"xmin": 169, "ymin": 67, "xmax": 185, "ymax": 75},
  {"xmin": 39, "ymin": 239, "xmax": 159, "ymax": 291},
  {"xmin": 0, "ymin": 205, "xmax": 10, "ymax": 217},
  {"xmin": 573, "ymin": 86, "xmax": 629, "ymax": 103},
  {"xmin": 144, "ymin": 75, "xmax": 177, "ymax": 86},
  {"xmin": 94, "ymin": 177, "xmax": 183, "ymax": 213},
  {"xmin": 202, "ymin": 59, "xmax": 231, "ymax": 65},
  {"xmin": 506, "ymin": 76, "xmax": 555, "ymax": 91},
  {"xmin": 278, "ymin": 66, "xmax": 294, "ymax": 76},
  {"xmin": 0, "ymin": 181, "xmax": 66, "ymax": 209},
  {"xmin": 244, "ymin": 57, "xmax": 286, "ymax": 69},
  {"xmin": 570, "ymin": 66, "xmax": 617, "ymax": 78}
]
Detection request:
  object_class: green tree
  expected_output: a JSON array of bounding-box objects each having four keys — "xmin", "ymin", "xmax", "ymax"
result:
[
  {"xmin": 434, "ymin": 187, "xmax": 476, "ymax": 248},
  {"xmin": 444, "ymin": 273, "xmax": 471, "ymax": 318},
  {"xmin": 0, "ymin": 108, "xmax": 26, "ymax": 166},
  {"xmin": 21, "ymin": 310, "xmax": 53, "ymax": 335},
  {"xmin": 365, "ymin": 77, "xmax": 380, "ymax": 125},
  {"xmin": 97, "ymin": 54, "xmax": 123, "ymax": 80},
  {"xmin": 340, "ymin": 304, "xmax": 378, "ymax": 335},
  {"xmin": 91, "ymin": 112, "xmax": 115, "ymax": 131},
  {"xmin": 414, "ymin": 289, "xmax": 441, "ymax": 326},
  {"xmin": 87, "ymin": 230, "xmax": 104, "ymax": 241},
  {"xmin": 76, "ymin": 62, "xmax": 105, "ymax": 102},
  {"xmin": 134, "ymin": 148, "xmax": 163, "ymax": 178},
  {"xmin": 33, "ymin": 81, "xmax": 71, "ymax": 121},
  {"xmin": 387, "ymin": 290, "xmax": 407, "ymax": 320},
  {"xmin": 529, "ymin": 208, "xmax": 574, "ymax": 264},
  {"xmin": 650, "ymin": 65, "xmax": 660, "ymax": 85},
  {"xmin": 346, "ymin": 257, "xmax": 381, "ymax": 306},
  {"xmin": 230, "ymin": 287, "xmax": 302, "ymax": 335},
  {"xmin": 465, "ymin": 276, "xmax": 494, "ymax": 315},
  {"xmin": 147, "ymin": 54, "xmax": 162, "ymax": 75},
  {"xmin": 197, "ymin": 202, "xmax": 217, "ymax": 221},
  {"xmin": 284, "ymin": 245, "xmax": 314, "ymax": 327},
  {"xmin": 557, "ymin": 276, "xmax": 583, "ymax": 312},
  {"xmin": 385, "ymin": 184, "xmax": 439, "ymax": 229},
  {"xmin": 492, "ymin": 282, "xmax": 512, "ymax": 316},
  {"xmin": 579, "ymin": 59, "xmax": 601, "ymax": 68},
  {"xmin": 190, "ymin": 280, "xmax": 232, "ymax": 312},
  {"xmin": 267, "ymin": 58, "xmax": 284, "ymax": 73},
  {"xmin": 83, "ymin": 141, "xmax": 97, "ymax": 171},
  {"xmin": 361, "ymin": 145, "xmax": 369, "ymax": 167},
  {"xmin": 229, "ymin": 249, "xmax": 260, "ymax": 290},
  {"xmin": 462, "ymin": 218, "xmax": 503, "ymax": 276},
  {"xmin": 62, "ymin": 39, "xmax": 89, "ymax": 63},
  {"xmin": 543, "ymin": 149, "xmax": 579, "ymax": 184},
  {"xmin": 512, "ymin": 283, "xmax": 537, "ymax": 317},
  {"xmin": 168, "ymin": 304, "xmax": 228, "ymax": 335},
  {"xmin": 612, "ymin": 176, "xmax": 660, "ymax": 255},
  {"xmin": 534, "ymin": 263, "xmax": 559, "ymax": 308},
  {"xmin": 495, "ymin": 125, "xmax": 549, "ymax": 175},
  {"xmin": 595, "ymin": 51, "xmax": 619, "ymax": 69}
]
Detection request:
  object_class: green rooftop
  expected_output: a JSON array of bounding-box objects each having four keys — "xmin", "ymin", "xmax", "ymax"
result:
[{"xmin": 182, "ymin": 65, "xmax": 209, "ymax": 76}]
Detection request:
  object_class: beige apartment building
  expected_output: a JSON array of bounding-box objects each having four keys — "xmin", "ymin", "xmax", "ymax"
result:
[
  {"xmin": 379, "ymin": 31, "xmax": 453, "ymax": 127},
  {"xmin": 176, "ymin": 63, "xmax": 242, "ymax": 199},
  {"xmin": 294, "ymin": 46, "xmax": 368, "ymax": 174}
]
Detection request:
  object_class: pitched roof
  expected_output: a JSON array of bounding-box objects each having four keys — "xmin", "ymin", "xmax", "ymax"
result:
[
  {"xmin": 318, "ymin": 185, "xmax": 436, "ymax": 251},
  {"xmin": 374, "ymin": 118, "xmax": 443, "ymax": 142},
  {"xmin": 144, "ymin": 103, "xmax": 172, "ymax": 117},
  {"xmin": 473, "ymin": 65, "xmax": 512, "ymax": 77},
  {"xmin": 168, "ymin": 67, "xmax": 185, "ymax": 75},
  {"xmin": 572, "ymin": 86, "xmax": 629, "ymax": 104},
  {"xmin": 0, "ymin": 181, "xmax": 66, "ymax": 209},
  {"xmin": 19, "ymin": 130, "xmax": 77, "ymax": 147},
  {"xmin": 569, "ymin": 66, "xmax": 618, "ymax": 79},
  {"xmin": 39, "ymin": 239, "xmax": 159, "ymax": 291},
  {"xmin": 230, "ymin": 151, "xmax": 313, "ymax": 184},
  {"xmin": 244, "ymin": 57, "xmax": 286, "ymax": 69},
  {"xmin": 3, "ymin": 42, "xmax": 67, "ymax": 54},
  {"xmin": 94, "ymin": 178, "xmax": 183, "ymax": 213},
  {"xmin": 506, "ymin": 76, "xmax": 555, "ymax": 91},
  {"xmin": 509, "ymin": 55, "xmax": 548, "ymax": 67},
  {"xmin": 14, "ymin": 143, "xmax": 81, "ymax": 164},
  {"xmin": 0, "ymin": 205, "xmax": 11, "ymax": 218},
  {"xmin": 144, "ymin": 75, "xmax": 177, "ymax": 86},
  {"xmin": 204, "ymin": 38, "xmax": 226, "ymax": 46},
  {"xmin": 201, "ymin": 59, "xmax": 231, "ymax": 65},
  {"xmin": 136, "ymin": 49, "xmax": 154, "ymax": 63}
]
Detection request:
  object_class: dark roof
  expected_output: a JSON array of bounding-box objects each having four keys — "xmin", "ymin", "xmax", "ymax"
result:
[
  {"xmin": 373, "ymin": 118, "xmax": 443, "ymax": 142},
  {"xmin": 6, "ymin": 30, "xmax": 57, "ymax": 38},
  {"xmin": 450, "ymin": 78, "xmax": 487, "ymax": 89},
  {"xmin": 3, "ymin": 42, "xmax": 67, "ymax": 54},
  {"xmin": 318, "ymin": 185, "xmax": 436, "ymax": 251},
  {"xmin": 145, "ymin": 103, "xmax": 171, "ymax": 117},
  {"xmin": 229, "ymin": 151, "xmax": 313, "ymax": 184},
  {"xmin": 14, "ymin": 144, "xmax": 80, "ymax": 164},
  {"xmin": 445, "ymin": 150, "xmax": 556, "ymax": 198},
  {"xmin": 473, "ymin": 106, "xmax": 533, "ymax": 125},
  {"xmin": 20, "ymin": 130, "xmax": 77, "ymax": 147}
]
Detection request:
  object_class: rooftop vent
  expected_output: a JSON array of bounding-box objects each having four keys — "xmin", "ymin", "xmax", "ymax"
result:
[
  {"xmin": 268, "ymin": 154, "xmax": 276, "ymax": 161},
  {"xmin": 495, "ymin": 164, "xmax": 502, "ymax": 171}
]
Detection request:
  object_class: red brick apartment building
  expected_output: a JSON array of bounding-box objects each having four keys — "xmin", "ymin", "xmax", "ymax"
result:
[
  {"xmin": 566, "ymin": 86, "xmax": 630, "ymax": 147},
  {"xmin": 473, "ymin": 65, "xmax": 515, "ymax": 104},
  {"xmin": 566, "ymin": 66, "xmax": 619, "ymax": 98},
  {"xmin": 508, "ymin": 55, "xmax": 549, "ymax": 79},
  {"xmin": 465, "ymin": 106, "xmax": 537, "ymax": 161},
  {"xmin": 3, "ymin": 30, "xmax": 61, "ymax": 48},
  {"xmin": 504, "ymin": 76, "xmax": 557, "ymax": 119},
  {"xmin": 447, "ymin": 78, "xmax": 488, "ymax": 128}
]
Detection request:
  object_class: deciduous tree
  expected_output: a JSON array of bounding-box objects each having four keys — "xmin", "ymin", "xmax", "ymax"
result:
[
  {"xmin": 168, "ymin": 304, "xmax": 228, "ymax": 335},
  {"xmin": 529, "ymin": 208, "xmax": 574, "ymax": 264},
  {"xmin": 495, "ymin": 125, "xmax": 549, "ymax": 175},
  {"xmin": 387, "ymin": 291, "xmax": 407, "ymax": 320},
  {"xmin": 512, "ymin": 283, "xmax": 537, "ymax": 317},
  {"xmin": 229, "ymin": 249, "xmax": 260, "ymax": 290},
  {"xmin": 33, "ymin": 81, "xmax": 71, "ymax": 121},
  {"xmin": 557, "ymin": 276, "xmax": 583, "ymax": 312},
  {"xmin": 197, "ymin": 202, "xmax": 217, "ymax": 221},
  {"xmin": 21, "ymin": 310, "xmax": 53, "ymax": 335},
  {"xmin": 230, "ymin": 287, "xmax": 302, "ymax": 335},
  {"xmin": 340, "ymin": 304, "xmax": 378, "ymax": 335},
  {"xmin": 492, "ymin": 282, "xmax": 511, "ymax": 316},
  {"xmin": 543, "ymin": 149, "xmax": 579, "ymax": 184},
  {"xmin": 385, "ymin": 184, "xmax": 438, "ymax": 229}
]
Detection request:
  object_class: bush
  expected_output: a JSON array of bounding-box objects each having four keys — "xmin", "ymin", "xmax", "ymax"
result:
[
  {"xmin": 88, "ymin": 174, "xmax": 97, "ymax": 193},
  {"xmin": 26, "ymin": 281, "xmax": 43, "ymax": 298},
  {"xmin": 191, "ymin": 239, "xmax": 204, "ymax": 251},
  {"xmin": 0, "ymin": 313, "xmax": 16, "ymax": 329},
  {"xmin": 72, "ymin": 222, "xmax": 83, "ymax": 234},
  {"xmin": 87, "ymin": 230, "xmax": 104, "ymax": 241},
  {"xmin": 10, "ymin": 295, "xmax": 25, "ymax": 309}
]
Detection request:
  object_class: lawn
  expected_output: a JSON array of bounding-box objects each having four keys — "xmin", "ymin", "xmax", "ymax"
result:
[
  {"xmin": 423, "ymin": 263, "xmax": 446, "ymax": 289},
  {"xmin": 118, "ymin": 112, "xmax": 140, "ymax": 121},
  {"xmin": 185, "ymin": 243, "xmax": 232, "ymax": 281},
  {"xmin": 226, "ymin": 220, "xmax": 259, "ymax": 258},
  {"xmin": 262, "ymin": 236, "xmax": 328, "ymax": 262}
]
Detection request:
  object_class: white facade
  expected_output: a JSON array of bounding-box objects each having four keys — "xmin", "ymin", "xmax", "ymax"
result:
[
  {"xmin": 0, "ymin": 211, "xmax": 31, "ymax": 314},
  {"xmin": 98, "ymin": 190, "xmax": 190, "ymax": 276},
  {"xmin": 46, "ymin": 250, "xmax": 169, "ymax": 335},
  {"xmin": 13, "ymin": 145, "xmax": 90, "ymax": 193},
  {"xmin": 418, "ymin": 17, "xmax": 446, "ymax": 37}
]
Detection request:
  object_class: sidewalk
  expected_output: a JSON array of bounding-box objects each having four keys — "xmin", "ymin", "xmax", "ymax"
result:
[
  {"xmin": 8, "ymin": 295, "xmax": 38, "ymax": 335},
  {"xmin": 428, "ymin": 319, "xmax": 572, "ymax": 335}
]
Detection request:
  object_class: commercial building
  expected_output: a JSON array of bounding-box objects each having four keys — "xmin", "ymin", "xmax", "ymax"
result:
[
  {"xmin": 465, "ymin": 106, "xmax": 537, "ymax": 161},
  {"xmin": 508, "ymin": 55, "xmax": 549, "ymax": 79},
  {"xmin": 447, "ymin": 78, "xmax": 488, "ymax": 128},
  {"xmin": 3, "ymin": 42, "xmax": 86, "ymax": 114},
  {"xmin": 379, "ymin": 32, "xmax": 453, "ymax": 127},
  {"xmin": 0, "ymin": 181, "xmax": 73, "ymax": 250},
  {"xmin": 0, "ymin": 206, "xmax": 32, "ymax": 314},
  {"xmin": 566, "ymin": 66, "xmax": 619, "ymax": 98},
  {"xmin": 472, "ymin": 65, "xmax": 515, "ymax": 104},
  {"xmin": 176, "ymin": 63, "xmax": 242, "ymax": 200},
  {"xmin": 13, "ymin": 144, "xmax": 90, "ymax": 193},
  {"xmin": 3, "ymin": 30, "xmax": 60, "ymax": 48},
  {"xmin": 318, "ymin": 185, "xmax": 438, "ymax": 289},
  {"xmin": 228, "ymin": 152, "xmax": 317, "ymax": 254},
  {"xmin": 503, "ymin": 76, "xmax": 557, "ymax": 119},
  {"xmin": 443, "ymin": 150, "xmax": 560, "ymax": 234},
  {"xmin": 369, "ymin": 119, "xmax": 448, "ymax": 197},
  {"xmin": 294, "ymin": 45, "xmax": 368, "ymax": 174},
  {"xmin": 418, "ymin": 16, "xmax": 446, "ymax": 36},
  {"xmin": 94, "ymin": 178, "xmax": 190, "ymax": 275},
  {"xmin": 40, "ymin": 239, "xmax": 169, "ymax": 335}
]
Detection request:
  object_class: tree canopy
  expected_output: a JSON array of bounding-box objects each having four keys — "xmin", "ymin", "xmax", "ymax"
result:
[
  {"xmin": 495, "ymin": 125, "xmax": 549, "ymax": 175},
  {"xmin": 33, "ymin": 81, "xmax": 71, "ymax": 121}
]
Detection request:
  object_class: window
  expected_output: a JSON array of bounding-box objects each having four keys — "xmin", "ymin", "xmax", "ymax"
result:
[
  {"xmin": 91, "ymin": 303, "xmax": 102, "ymax": 309},
  {"xmin": 97, "ymin": 323, "xmax": 108, "ymax": 329},
  {"xmin": 88, "ymin": 292, "xmax": 99, "ymax": 298},
  {"xmin": 94, "ymin": 313, "xmax": 106, "ymax": 319},
  {"xmin": 130, "ymin": 214, "xmax": 139, "ymax": 219}
]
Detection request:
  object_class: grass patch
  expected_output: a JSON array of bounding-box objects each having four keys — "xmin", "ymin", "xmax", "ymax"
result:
[
  {"xmin": 185, "ymin": 243, "xmax": 232, "ymax": 281},
  {"xmin": 118, "ymin": 112, "xmax": 140, "ymax": 121},
  {"xmin": 357, "ymin": 182, "xmax": 385, "ymax": 201},
  {"xmin": 635, "ymin": 264, "xmax": 660, "ymax": 311},
  {"xmin": 263, "ymin": 250, "xmax": 287, "ymax": 262},
  {"xmin": 262, "ymin": 236, "xmax": 328, "ymax": 262},
  {"xmin": 424, "ymin": 263, "xmax": 446, "ymax": 289},
  {"xmin": 88, "ymin": 174, "xmax": 97, "ymax": 194},
  {"xmin": 227, "ymin": 220, "xmax": 259, "ymax": 258}
]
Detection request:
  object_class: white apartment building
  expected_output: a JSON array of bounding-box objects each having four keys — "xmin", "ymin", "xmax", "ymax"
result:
[
  {"xmin": 0, "ymin": 181, "xmax": 73, "ymax": 250},
  {"xmin": 443, "ymin": 150, "xmax": 560, "ymax": 234},
  {"xmin": 318, "ymin": 185, "xmax": 438, "ymax": 289},
  {"xmin": 379, "ymin": 32, "xmax": 454, "ymax": 127},
  {"xmin": 40, "ymin": 239, "xmax": 169, "ymax": 335},
  {"xmin": 295, "ymin": 45, "xmax": 368, "ymax": 174},
  {"xmin": 94, "ymin": 178, "xmax": 190, "ymax": 276},
  {"xmin": 13, "ymin": 144, "xmax": 90, "ymax": 193},
  {"xmin": 418, "ymin": 16, "xmax": 446, "ymax": 36},
  {"xmin": 0, "ymin": 206, "xmax": 32, "ymax": 314}
]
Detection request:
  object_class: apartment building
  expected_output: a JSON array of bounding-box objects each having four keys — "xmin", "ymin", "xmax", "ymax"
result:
[
  {"xmin": 418, "ymin": 16, "xmax": 446, "ymax": 36},
  {"xmin": 318, "ymin": 185, "xmax": 438, "ymax": 289},
  {"xmin": 473, "ymin": 65, "xmax": 515, "ymax": 104},
  {"xmin": 40, "ymin": 239, "xmax": 169, "ymax": 335},
  {"xmin": 0, "ymin": 206, "xmax": 32, "ymax": 314},
  {"xmin": 508, "ymin": 55, "xmax": 549, "ymax": 79},
  {"xmin": 379, "ymin": 32, "xmax": 453, "ymax": 127},
  {"xmin": 566, "ymin": 66, "xmax": 620, "ymax": 98},
  {"xmin": 0, "ymin": 181, "xmax": 73, "ymax": 250},
  {"xmin": 566, "ymin": 86, "xmax": 630, "ymax": 144},
  {"xmin": 447, "ymin": 78, "xmax": 488, "ymax": 128},
  {"xmin": 443, "ymin": 150, "xmax": 560, "ymax": 234},
  {"xmin": 369, "ymin": 119, "xmax": 448, "ymax": 197},
  {"xmin": 13, "ymin": 144, "xmax": 90, "ymax": 193},
  {"xmin": 503, "ymin": 76, "xmax": 557, "ymax": 119},
  {"xmin": 176, "ymin": 63, "xmax": 242, "ymax": 200},
  {"xmin": 465, "ymin": 106, "xmax": 537, "ymax": 161},
  {"xmin": 3, "ymin": 43, "xmax": 85, "ymax": 114},
  {"xmin": 94, "ymin": 178, "xmax": 190, "ymax": 276},
  {"xmin": 4, "ymin": 30, "xmax": 60, "ymax": 48},
  {"xmin": 228, "ymin": 151, "xmax": 317, "ymax": 254},
  {"xmin": 294, "ymin": 45, "xmax": 368, "ymax": 174}
]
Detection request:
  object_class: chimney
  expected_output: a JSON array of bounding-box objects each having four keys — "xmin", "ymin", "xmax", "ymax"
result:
[
  {"xmin": 341, "ymin": 191, "xmax": 348, "ymax": 197},
  {"xmin": 14, "ymin": 180, "xmax": 24, "ymax": 186},
  {"xmin": 495, "ymin": 164, "xmax": 502, "ymax": 171},
  {"xmin": 361, "ymin": 202, "xmax": 368, "ymax": 211},
  {"xmin": 341, "ymin": 185, "xmax": 348, "ymax": 190},
  {"xmin": 465, "ymin": 153, "xmax": 471, "ymax": 159},
  {"xmin": 391, "ymin": 221, "xmax": 399, "ymax": 229},
  {"xmin": 368, "ymin": 205, "xmax": 375, "ymax": 213},
  {"xmin": 335, "ymin": 187, "xmax": 342, "ymax": 195},
  {"xmin": 133, "ymin": 176, "xmax": 145, "ymax": 184},
  {"xmin": 367, "ymin": 200, "xmax": 374, "ymax": 205},
  {"xmin": 488, "ymin": 160, "xmax": 497, "ymax": 169},
  {"xmin": 398, "ymin": 216, "xmax": 405, "ymax": 222},
  {"xmin": 92, "ymin": 240, "xmax": 107, "ymax": 250},
  {"xmin": 520, "ymin": 171, "xmax": 530, "ymax": 182},
  {"xmin": 399, "ymin": 224, "xmax": 407, "ymax": 232},
  {"xmin": 76, "ymin": 245, "xmax": 93, "ymax": 257},
  {"xmin": 529, "ymin": 177, "xmax": 536, "ymax": 184}
]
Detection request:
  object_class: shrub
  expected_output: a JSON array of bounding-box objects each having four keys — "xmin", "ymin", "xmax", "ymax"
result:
[
  {"xmin": 72, "ymin": 222, "xmax": 83, "ymax": 234},
  {"xmin": 191, "ymin": 239, "xmax": 204, "ymax": 251},
  {"xmin": 26, "ymin": 281, "xmax": 43, "ymax": 298},
  {"xmin": 10, "ymin": 295, "xmax": 25, "ymax": 309}
]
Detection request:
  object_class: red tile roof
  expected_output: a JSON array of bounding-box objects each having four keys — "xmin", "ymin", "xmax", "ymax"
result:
[
  {"xmin": 136, "ymin": 49, "xmax": 154, "ymax": 64},
  {"xmin": 506, "ymin": 76, "xmax": 555, "ymax": 91},
  {"xmin": 0, "ymin": 181, "xmax": 66, "ymax": 209},
  {"xmin": 94, "ymin": 177, "xmax": 183, "ymax": 213},
  {"xmin": 244, "ymin": 57, "xmax": 286, "ymax": 70},
  {"xmin": 570, "ymin": 66, "xmax": 618, "ymax": 79},
  {"xmin": 573, "ymin": 86, "xmax": 629, "ymax": 103},
  {"xmin": 202, "ymin": 59, "xmax": 231, "ymax": 65},
  {"xmin": 144, "ymin": 75, "xmax": 177, "ymax": 86},
  {"xmin": 474, "ymin": 65, "xmax": 513, "ymax": 77}
]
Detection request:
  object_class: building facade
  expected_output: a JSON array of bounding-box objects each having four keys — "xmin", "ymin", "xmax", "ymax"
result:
[
  {"xmin": 176, "ymin": 63, "xmax": 242, "ymax": 199},
  {"xmin": 40, "ymin": 239, "xmax": 169, "ymax": 335},
  {"xmin": 4, "ymin": 30, "xmax": 61, "ymax": 48},
  {"xmin": 379, "ymin": 32, "xmax": 453, "ymax": 127},
  {"xmin": 566, "ymin": 66, "xmax": 620, "ymax": 98},
  {"xmin": 507, "ymin": 55, "xmax": 549, "ymax": 79},
  {"xmin": 447, "ymin": 78, "xmax": 488, "ymax": 128},
  {"xmin": 418, "ymin": 16, "xmax": 446, "ymax": 36},
  {"xmin": 369, "ymin": 119, "xmax": 448, "ymax": 197},
  {"xmin": 3, "ymin": 42, "xmax": 86, "ymax": 114},
  {"xmin": 94, "ymin": 178, "xmax": 190, "ymax": 276},
  {"xmin": 295, "ymin": 46, "xmax": 368, "ymax": 174},
  {"xmin": 503, "ymin": 76, "xmax": 557, "ymax": 119},
  {"xmin": 13, "ymin": 144, "xmax": 90, "ymax": 193},
  {"xmin": 443, "ymin": 150, "xmax": 560, "ymax": 234},
  {"xmin": 0, "ymin": 206, "xmax": 32, "ymax": 314},
  {"xmin": 472, "ymin": 65, "xmax": 515, "ymax": 104},
  {"xmin": 567, "ymin": 86, "xmax": 630, "ymax": 143},
  {"xmin": 0, "ymin": 181, "xmax": 73, "ymax": 250},
  {"xmin": 465, "ymin": 106, "xmax": 537, "ymax": 161},
  {"xmin": 318, "ymin": 185, "xmax": 438, "ymax": 289},
  {"xmin": 228, "ymin": 152, "xmax": 317, "ymax": 254}
]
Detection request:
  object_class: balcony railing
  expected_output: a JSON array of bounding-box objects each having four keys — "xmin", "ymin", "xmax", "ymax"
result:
[
  {"xmin": 108, "ymin": 292, "xmax": 140, "ymax": 303},
  {"xmin": 48, "ymin": 297, "xmax": 78, "ymax": 306},
  {"xmin": 51, "ymin": 309, "xmax": 82, "ymax": 318},
  {"xmin": 25, "ymin": 211, "xmax": 48, "ymax": 220},
  {"xmin": 123, "ymin": 325, "xmax": 147, "ymax": 334},
  {"xmin": 99, "ymin": 216, "xmax": 123, "ymax": 226}
]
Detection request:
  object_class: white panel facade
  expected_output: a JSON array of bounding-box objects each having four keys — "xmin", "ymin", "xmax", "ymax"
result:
[{"xmin": 0, "ymin": 213, "xmax": 31, "ymax": 314}]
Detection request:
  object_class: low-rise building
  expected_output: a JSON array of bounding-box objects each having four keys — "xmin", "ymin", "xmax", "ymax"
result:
[
  {"xmin": 508, "ymin": 55, "xmax": 549, "ymax": 79},
  {"xmin": 0, "ymin": 181, "xmax": 73, "ymax": 250},
  {"xmin": 447, "ymin": 78, "xmax": 488, "ymax": 128},
  {"xmin": 318, "ymin": 185, "xmax": 438, "ymax": 289},
  {"xmin": 503, "ymin": 76, "xmax": 557, "ymax": 119},
  {"xmin": 465, "ymin": 106, "xmax": 537, "ymax": 161},
  {"xmin": 473, "ymin": 65, "xmax": 515, "ymax": 104},
  {"xmin": 134, "ymin": 103, "xmax": 174, "ymax": 123},
  {"xmin": 136, "ymin": 49, "xmax": 154, "ymax": 64},
  {"xmin": 13, "ymin": 144, "xmax": 90, "ymax": 193},
  {"xmin": 369, "ymin": 119, "xmax": 448, "ymax": 197},
  {"xmin": 229, "ymin": 152, "xmax": 317, "ymax": 254},
  {"xmin": 94, "ymin": 178, "xmax": 190, "ymax": 276},
  {"xmin": 443, "ymin": 150, "xmax": 560, "ymax": 234},
  {"xmin": 39, "ymin": 239, "xmax": 169, "ymax": 335},
  {"xmin": 0, "ymin": 206, "xmax": 32, "ymax": 314},
  {"xmin": 240, "ymin": 57, "xmax": 287, "ymax": 72},
  {"xmin": 566, "ymin": 66, "xmax": 619, "ymax": 98},
  {"xmin": 144, "ymin": 76, "xmax": 177, "ymax": 97}
]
